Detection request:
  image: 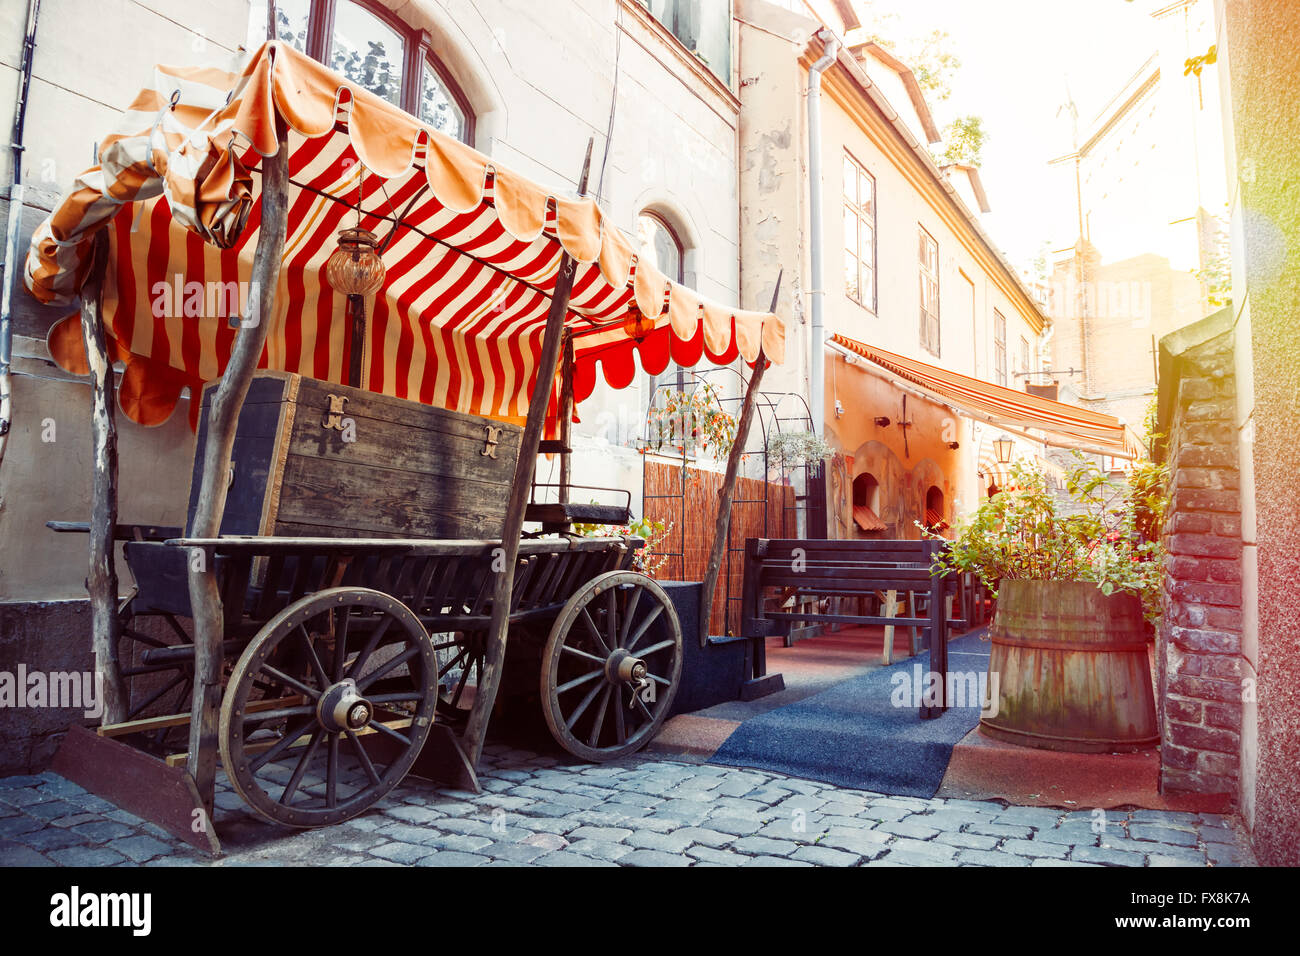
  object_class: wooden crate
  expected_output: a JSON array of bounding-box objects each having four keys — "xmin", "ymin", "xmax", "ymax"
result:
[{"xmin": 186, "ymin": 372, "xmax": 522, "ymax": 539}]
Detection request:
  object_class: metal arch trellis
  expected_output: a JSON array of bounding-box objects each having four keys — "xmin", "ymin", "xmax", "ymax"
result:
[{"xmin": 639, "ymin": 365, "xmax": 816, "ymax": 637}]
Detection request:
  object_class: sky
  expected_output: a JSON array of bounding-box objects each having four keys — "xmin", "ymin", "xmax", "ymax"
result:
[{"xmin": 856, "ymin": 0, "xmax": 1167, "ymax": 275}]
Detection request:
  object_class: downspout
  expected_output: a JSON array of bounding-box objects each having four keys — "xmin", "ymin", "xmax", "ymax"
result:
[
  {"xmin": 0, "ymin": 0, "xmax": 42, "ymax": 471},
  {"xmin": 806, "ymin": 28, "xmax": 837, "ymax": 437}
]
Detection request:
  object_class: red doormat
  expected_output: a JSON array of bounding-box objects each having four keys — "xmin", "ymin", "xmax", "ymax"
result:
[{"xmin": 937, "ymin": 727, "xmax": 1233, "ymax": 813}]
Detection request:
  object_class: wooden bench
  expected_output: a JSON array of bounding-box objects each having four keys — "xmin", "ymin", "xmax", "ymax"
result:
[{"xmin": 741, "ymin": 538, "xmax": 969, "ymax": 717}]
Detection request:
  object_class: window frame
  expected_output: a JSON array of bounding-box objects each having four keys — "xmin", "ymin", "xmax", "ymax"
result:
[
  {"xmin": 993, "ymin": 310, "xmax": 1008, "ymax": 387},
  {"xmin": 270, "ymin": 0, "xmax": 475, "ymax": 144},
  {"xmin": 918, "ymin": 226, "xmax": 940, "ymax": 357},
  {"xmin": 1019, "ymin": 334, "xmax": 1031, "ymax": 383},
  {"xmin": 843, "ymin": 150, "xmax": 877, "ymax": 314}
]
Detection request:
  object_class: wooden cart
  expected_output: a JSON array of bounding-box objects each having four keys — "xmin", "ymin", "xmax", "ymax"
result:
[{"xmin": 29, "ymin": 42, "xmax": 784, "ymax": 851}]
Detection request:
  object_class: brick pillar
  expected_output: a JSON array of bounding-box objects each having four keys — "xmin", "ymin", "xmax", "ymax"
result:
[{"xmin": 1158, "ymin": 328, "xmax": 1243, "ymax": 798}]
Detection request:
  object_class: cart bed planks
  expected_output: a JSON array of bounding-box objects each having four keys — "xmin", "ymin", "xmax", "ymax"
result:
[{"xmin": 188, "ymin": 372, "xmax": 523, "ymax": 540}]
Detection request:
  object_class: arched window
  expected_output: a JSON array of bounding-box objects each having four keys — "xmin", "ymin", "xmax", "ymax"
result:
[
  {"xmin": 253, "ymin": 0, "xmax": 473, "ymax": 143},
  {"xmin": 638, "ymin": 212, "xmax": 687, "ymax": 440},
  {"xmin": 852, "ymin": 473, "xmax": 884, "ymax": 537}
]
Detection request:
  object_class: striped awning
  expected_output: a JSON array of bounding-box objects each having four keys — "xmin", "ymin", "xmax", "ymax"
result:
[
  {"xmin": 25, "ymin": 42, "xmax": 784, "ymax": 429},
  {"xmin": 830, "ymin": 333, "xmax": 1136, "ymax": 459}
]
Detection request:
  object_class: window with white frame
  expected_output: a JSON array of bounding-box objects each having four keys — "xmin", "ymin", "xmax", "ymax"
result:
[
  {"xmin": 993, "ymin": 310, "xmax": 1008, "ymax": 386},
  {"xmin": 919, "ymin": 227, "xmax": 940, "ymax": 356},
  {"xmin": 843, "ymin": 152, "xmax": 876, "ymax": 312}
]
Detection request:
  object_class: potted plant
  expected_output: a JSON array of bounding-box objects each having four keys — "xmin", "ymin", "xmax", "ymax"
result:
[
  {"xmin": 931, "ymin": 454, "xmax": 1169, "ymax": 752},
  {"xmin": 766, "ymin": 429, "xmax": 835, "ymax": 472}
]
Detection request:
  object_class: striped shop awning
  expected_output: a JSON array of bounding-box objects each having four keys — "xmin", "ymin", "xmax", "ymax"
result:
[
  {"xmin": 829, "ymin": 333, "xmax": 1137, "ymax": 459},
  {"xmin": 25, "ymin": 42, "xmax": 784, "ymax": 430}
]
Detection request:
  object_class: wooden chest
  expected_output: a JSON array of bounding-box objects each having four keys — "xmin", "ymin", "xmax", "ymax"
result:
[{"xmin": 186, "ymin": 372, "xmax": 523, "ymax": 539}]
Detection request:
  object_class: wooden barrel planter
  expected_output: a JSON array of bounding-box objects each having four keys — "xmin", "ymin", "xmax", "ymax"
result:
[{"xmin": 980, "ymin": 579, "xmax": 1158, "ymax": 753}]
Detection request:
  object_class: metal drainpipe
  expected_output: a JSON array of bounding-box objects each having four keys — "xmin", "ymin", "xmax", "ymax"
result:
[
  {"xmin": 0, "ymin": 0, "xmax": 42, "ymax": 472},
  {"xmin": 806, "ymin": 28, "xmax": 838, "ymax": 437}
]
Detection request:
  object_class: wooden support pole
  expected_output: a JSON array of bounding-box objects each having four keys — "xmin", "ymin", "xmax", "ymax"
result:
[
  {"xmin": 185, "ymin": 120, "xmax": 289, "ymax": 813},
  {"xmin": 558, "ymin": 332, "xmax": 574, "ymax": 504},
  {"xmin": 697, "ymin": 272, "xmax": 781, "ymax": 648},
  {"xmin": 346, "ymin": 293, "xmax": 366, "ymax": 388},
  {"xmin": 80, "ymin": 231, "xmax": 128, "ymax": 726},
  {"xmin": 462, "ymin": 139, "xmax": 593, "ymax": 770}
]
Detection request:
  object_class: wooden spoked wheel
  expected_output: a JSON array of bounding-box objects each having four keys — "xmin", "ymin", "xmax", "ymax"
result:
[
  {"xmin": 541, "ymin": 571, "xmax": 682, "ymax": 762},
  {"xmin": 219, "ymin": 587, "xmax": 437, "ymax": 828}
]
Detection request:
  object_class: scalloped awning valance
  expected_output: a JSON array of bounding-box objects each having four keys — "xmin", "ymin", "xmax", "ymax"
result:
[{"xmin": 26, "ymin": 42, "xmax": 784, "ymax": 429}]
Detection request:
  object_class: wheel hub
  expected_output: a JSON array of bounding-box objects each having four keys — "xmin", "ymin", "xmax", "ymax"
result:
[
  {"xmin": 604, "ymin": 648, "xmax": 647, "ymax": 685},
  {"xmin": 317, "ymin": 679, "xmax": 373, "ymax": 732}
]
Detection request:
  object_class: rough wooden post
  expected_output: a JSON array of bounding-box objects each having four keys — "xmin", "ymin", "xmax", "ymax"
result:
[
  {"xmin": 185, "ymin": 120, "xmax": 289, "ymax": 813},
  {"xmin": 80, "ymin": 231, "xmax": 128, "ymax": 725},
  {"xmin": 697, "ymin": 272, "xmax": 782, "ymax": 649},
  {"xmin": 462, "ymin": 140, "xmax": 592, "ymax": 770},
  {"xmin": 558, "ymin": 332, "xmax": 574, "ymax": 504},
  {"xmin": 881, "ymin": 589, "xmax": 897, "ymax": 666}
]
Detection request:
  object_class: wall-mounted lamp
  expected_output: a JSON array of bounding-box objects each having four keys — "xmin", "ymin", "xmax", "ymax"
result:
[
  {"xmin": 834, "ymin": 399, "xmax": 845, "ymax": 417},
  {"xmin": 947, "ymin": 441, "xmax": 960, "ymax": 450},
  {"xmin": 873, "ymin": 416, "xmax": 891, "ymax": 427},
  {"xmin": 993, "ymin": 434, "xmax": 1015, "ymax": 465}
]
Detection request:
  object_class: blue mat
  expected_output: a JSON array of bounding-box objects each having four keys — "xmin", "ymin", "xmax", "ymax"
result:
[{"xmin": 709, "ymin": 630, "xmax": 992, "ymax": 797}]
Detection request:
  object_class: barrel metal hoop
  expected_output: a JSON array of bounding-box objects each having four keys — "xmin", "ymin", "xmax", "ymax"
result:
[{"xmin": 989, "ymin": 635, "xmax": 1150, "ymax": 653}]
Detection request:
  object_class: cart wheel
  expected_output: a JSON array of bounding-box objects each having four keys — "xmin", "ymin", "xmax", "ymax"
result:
[
  {"xmin": 541, "ymin": 571, "xmax": 681, "ymax": 762},
  {"xmin": 220, "ymin": 587, "xmax": 437, "ymax": 828}
]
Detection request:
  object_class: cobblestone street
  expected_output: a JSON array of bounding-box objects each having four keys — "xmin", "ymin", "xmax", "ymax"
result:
[{"xmin": 0, "ymin": 745, "xmax": 1256, "ymax": 868}]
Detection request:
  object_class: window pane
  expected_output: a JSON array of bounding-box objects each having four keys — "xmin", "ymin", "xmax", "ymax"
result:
[
  {"xmin": 860, "ymin": 171, "xmax": 873, "ymax": 214},
  {"xmin": 860, "ymin": 220, "xmax": 873, "ymax": 262},
  {"xmin": 843, "ymin": 156, "xmax": 857, "ymax": 201},
  {"xmin": 270, "ymin": 0, "xmax": 309, "ymax": 52},
  {"xmin": 637, "ymin": 214, "xmax": 683, "ymax": 282},
  {"xmin": 844, "ymin": 213, "xmax": 858, "ymax": 254},
  {"xmin": 844, "ymin": 251, "xmax": 859, "ymax": 299},
  {"xmin": 421, "ymin": 63, "xmax": 467, "ymax": 142},
  {"xmin": 861, "ymin": 260, "xmax": 874, "ymax": 309},
  {"xmin": 330, "ymin": 0, "xmax": 405, "ymax": 108}
]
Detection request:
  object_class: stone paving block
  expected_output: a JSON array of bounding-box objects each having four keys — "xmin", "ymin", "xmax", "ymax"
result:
[
  {"xmin": 1126, "ymin": 824, "xmax": 1200, "ymax": 847},
  {"xmin": 966, "ymin": 822, "xmax": 1034, "ymax": 840},
  {"xmin": 71, "ymin": 820, "xmax": 137, "ymax": 844},
  {"xmin": 743, "ymin": 855, "xmax": 813, "ymax": 866},
  {"xmin": 1205, "ymin": 841, "xmax": 1253, "ymax": 866},
  {"xmin": 1128, "ymin": 810, "xmax": 1202, "ymax": 828},
  {"xmin": 672, "ymin": 827, "xmax": 735, "ymax": 849},
  {"xmin": 536, "ymin": 851, "xmax": 618, "ymax": 867},
  {"xmin": 105, "ymin": 834, "xmax": 178, "ymax": 863},
  {"xmin": 618, "ymin": 848, "xmax": 693, "ymax": 867},
  {"xmin": 23, "ymin": 799, "xmax": 84, "ymax": 821},
  {"xmin": 856, "ymin": 803, "xmax": 913, "ymax": 823},
  {"xmin": 933, "ymin": 831, "xmax": 1000, "ymax": 851},
  {"xmin": 0, "ymin": 788, "xmax": 48, "ymax": 807},
  {"xmin": 566, "ymin": 823, "xmax": 630, "ymax": 842},
  {"xmin": 566, "ymin": 839, "xmax": 634, "ymax": 862},
  {"xmin": 424, "ymin": 833, "xmax": 493, "ymax": 853},
  {"xmin": 0, "ymin": 815, "xmax": 45, "ymax": 838},
  {"xmin": 48, "ymin": 812, "xmax": 101, "ymax": 829},
  {"xmin": 1030, "ymin": 858, "xmax": 1101, "ymax": 867},
  {"xmin": 646, "ymin": 801, "xmax": 712, "ymax": 826},
  {"xmin": 956, "ymin": 848, "xmax": 1032, "ymax": 867},
  {"xmin": 46, "ymin": 845, "xmax": 129, "ymax": 867},
  {"xmin": 887, "ymin": 838, "xmax": 957, "ymax": 862},
  {"xmin": 1148, "ymin": 852, "xmax": 1208, "ymax": 868},
  {"xmin": 791, "ymin": 844, "xmax": 860, "ymax": 866},
  {"xmin": 417, "ymin": 850, "xmax": 489, "ymax": 867},
  {"xmin": 514, "ymin": 816, "xmax": 581, "ymax": 836},
  {"xmin": 624, "ymin": 829, "xmax": 696, "ymax": 853},
  {"xmin": 999, "ymin": 838, "xmax": 1070, "ymax": 859},
  {"xmin": 1034, "ymin": 824, "xmax": 1099, "ymax": 847},
  {"xmin": 913, "ymin": 809, "xmax": 995, "ymax": 830},
  {"xmin": 0, "ymin": 840, "xmax": 53, "ymax": 866},
  {"xmin": 20, "ymin": 827, "xmax": 87, "ymax": 852},
  {"xmin": 371, "ymin": 841, "xmax": 433, "ymax": 864},
  {"xmin": 687, "ymin": 846, "xmax": 750, "ymax": 866},
  {"xmin": 378, "ymin": 823, "xmax": 442, "ymax": 845},
  {"xmin": 603, "ymin": 791, "xmax": 664, "ymax": 810},
  {"xmin": 730, "ymin": 836, "xmax": 799, "ymax": 857},
  {"xmin": 383, "ymin": 805, "xmax": 445, "ymax": 826},
  {"xmin": 820, "ymin": 827, "xmax": 891, "ymax": 857},
  {"xmin": 757, "ymin": 820, "xmax": 826, "ymax": 843},
  {"xmin": 876, "ymin": 819, "xmax": 941, "ymax": 840},
  {"xmin": 705, "ymin": 814, "xmax": 765, "ymax": 836},
  {"xmin": 1071, "ymin": 845, "xmax": 1147, "ymax": 867},
  {"xmin": 992, "ymin": 807, "xmax": 1063, "ymax": 828}
]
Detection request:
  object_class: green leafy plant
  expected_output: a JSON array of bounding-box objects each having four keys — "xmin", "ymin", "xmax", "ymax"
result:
[
  {"xmin": 645, "ymin": 380, "xmax": 736, "ymax": 459},
  {"xmin": 928, "ymin": 455, "xmax": 1169, "ymax": 622},
  {"xmin": 573, "ymin": 513, "xmax": 673, "ymax": 578}
]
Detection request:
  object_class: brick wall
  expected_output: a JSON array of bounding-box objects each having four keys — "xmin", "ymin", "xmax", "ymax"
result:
[{"xmin": 1157, "ymin": 325, "xmax": 1243, "ymax": 798}]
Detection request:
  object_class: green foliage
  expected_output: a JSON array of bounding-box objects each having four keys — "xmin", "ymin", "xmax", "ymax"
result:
[
  {"xmin": 939, "ymin": 115, "xmax": 988, "ymax": 167},
  {"xmin": 928, "ymin": 455, "xmax": 1170, "ymax": 622},
  {"xmin": 573, "ymin": 513, "xmax": 673, "ymax": 578},
  {"xmin": 645, "ymin": 380, "xmax": 736, "ymax": 459}
]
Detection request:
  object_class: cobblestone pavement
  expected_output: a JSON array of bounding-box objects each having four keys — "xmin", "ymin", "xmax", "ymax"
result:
[{"xmin": 0, "ymin": 745, "xmax": 1257, "ymax": 867}]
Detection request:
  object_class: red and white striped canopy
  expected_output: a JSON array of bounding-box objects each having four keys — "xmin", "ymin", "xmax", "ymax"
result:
[{"xmin": 26, "ymin": 42, "xmax": 784, "ymax": 430}]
